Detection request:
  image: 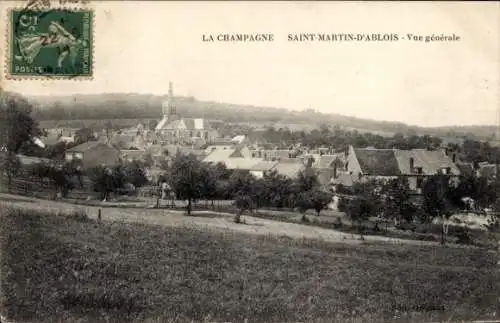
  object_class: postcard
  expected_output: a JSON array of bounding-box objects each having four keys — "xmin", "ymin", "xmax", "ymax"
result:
[{"xmin": 0, "ymin": 1, "xmax": 499, "ymax": 322}]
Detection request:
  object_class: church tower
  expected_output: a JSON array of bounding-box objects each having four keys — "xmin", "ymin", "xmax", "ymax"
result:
[
  {"xmin": 156, "ymin": 81, "xmax": 179, "ymax": 132},
  {"xmin": 162, "ymin": 82, "xmax": 177, "ymax": 117}
]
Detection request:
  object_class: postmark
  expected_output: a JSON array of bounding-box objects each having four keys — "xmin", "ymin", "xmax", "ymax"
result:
[{"xmin": 5, "ymin": 5, "xmax": 94, "ymax": 79}]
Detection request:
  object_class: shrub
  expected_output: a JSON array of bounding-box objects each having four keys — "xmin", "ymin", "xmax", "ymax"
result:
[{"xmin": 337, "ymin": 197, "xmax": 349, "ymax": 212}]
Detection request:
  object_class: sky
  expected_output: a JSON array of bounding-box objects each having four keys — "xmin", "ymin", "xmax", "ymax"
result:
[{"xmin": 1, "ymin": 1, "xmax": 499, "ymax": 127}]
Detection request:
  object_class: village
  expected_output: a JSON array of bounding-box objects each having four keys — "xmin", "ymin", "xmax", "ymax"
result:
[
  {"xmin": 6, "ymin": 83, "xmax": 500, "ymax": 215},
  {"xmin": 1, "ymin": 83, "xmax": 500, "ymax": 323}
]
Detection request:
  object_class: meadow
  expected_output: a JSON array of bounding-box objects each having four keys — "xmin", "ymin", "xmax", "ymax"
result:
[{"xmin": 0, "ymin": 207, "xmax": 499, "ymax": 323}]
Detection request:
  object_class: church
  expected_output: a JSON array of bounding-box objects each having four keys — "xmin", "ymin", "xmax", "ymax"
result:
[{"xmin": 155, "ymin": 82, "xmax": 219, "ymax": 144}]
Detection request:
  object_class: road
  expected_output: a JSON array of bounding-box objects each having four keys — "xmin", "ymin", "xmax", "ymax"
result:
[{"xmin": 0, "ymin": 192, "xmax": 447, "ymax": 247}]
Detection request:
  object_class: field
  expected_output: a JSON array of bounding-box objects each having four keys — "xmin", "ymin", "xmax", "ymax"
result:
[{"xmin": 0, "ymin": 205, "xmax": 499, "ymax": 323}]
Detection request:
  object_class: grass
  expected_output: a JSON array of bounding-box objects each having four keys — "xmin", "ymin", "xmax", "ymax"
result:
[{"xmin": 1, "ymin": 207, "xmax": 499, "ymax": 323}]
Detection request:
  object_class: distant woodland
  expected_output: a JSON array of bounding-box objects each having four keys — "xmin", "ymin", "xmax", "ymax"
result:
[
  {"xmin": 28, "ymin": 93, "xmax": 499, "ymax": 141},
  {"xmin": 1, "ymin": 90, "xmax": 499, "ymax": 165}
]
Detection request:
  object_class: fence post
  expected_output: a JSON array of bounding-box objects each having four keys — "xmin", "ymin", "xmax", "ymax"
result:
[
  {"xmin": 498, "ymin": 240, "xmax": 500, "ymax": 271},
  {"xmin": 98, "ymin": 209, "xmax": 102, "ymax": 222}
]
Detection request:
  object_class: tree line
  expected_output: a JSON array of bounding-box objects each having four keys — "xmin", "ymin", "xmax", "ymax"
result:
[
  {"xmin": 256, "ymin": 125, "xmax": 500, "ymax": 164},
  {"xmin": 340, "ymin": 174, "xmax": 500, "ymax": 244}
]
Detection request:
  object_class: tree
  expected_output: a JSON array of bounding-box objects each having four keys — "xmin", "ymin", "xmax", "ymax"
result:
[
  {"xmin": 345, "ymin": 197, "xmax": 371, "ymax": 237},
  {"xmin": 380, "ymin": 178, "xmax": 413, "ymax": 225},
  {"xmin": 234, "ymin": 193, "xmax": 254, "ymax": 223},
  {"xmin": 168, "ymin": 153, "xmax": 205, "ymax": 215},
  {"xmin": 347, "ymin": 180, "xmax": 385, "ymax": 236},
  {"xmin": 88, "ymin": 165, "xmax": 115, "ymax": 201},
  {"xmin": 422, "ymin": 175, "xmax": 453, "ymax": 245},
  {"xmin": 0, "ymin": 91, "xmax": 41, "ymax": 153},
  {"xmin": 0, "ymin": 153, "xmax": 21, "ymax": 186},
  {"xmin": 200, "ymin": 163, "xmax": 219, "ymax": 207},
  {"xmin": 124, "ymin": 160, "xmax": 149, "ymax": 189},
  {"xmin": 295, "ymin": 167, "xmax": 318, "ymax": 192},
  {"xmin": 309, "ymin": 188, "xmax": 333, "ymax": 216},
  {"xmin": 228, "ymin": 170, "xmax": 256, "ymax": 197},
  {"xmin": 46, "ymin": 141, "xmax": 68, "ymax": 159},
  {"xmin": 30, "ymin": 161, "xmax": 76, "ymax": 198},
  {"xmin": 47, "ymin": 164, "xmax": 72, "ymax": 198},
  {"xmin": 260, "ymin": 169, "xmax": 294, "ymax": 208},
  {"xmin": 295, "ymin": 191, "xmax": 313, "ymax": 221}
]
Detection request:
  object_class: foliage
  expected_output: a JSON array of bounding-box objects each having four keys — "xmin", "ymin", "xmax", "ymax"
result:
[
  {"xmin": 295, "ymin": 167, "xmax": 318, "ymax": 192},
  {"xmin": 295, "ymin": 191, "xmax": 313, "ymax": 221},
  {"xmin": 422, "ymin": 175, "xmax": 453, "ymax": 220},
  {"xmin": 88, "ymin": 165, "xmax": 117, "ymax": 200},
  {"xmin": 234, "ymin": 194, "xmax": 254, "ymax": 223},
  {"xmin": 168, "ymin": 154, "xmax": 206, "ymax": 215},
  {"xmin": 422, "ymin": 175, "xmax": 456, "ymax": 245},
  {"xmin": 0, "ymin": 153, "xmax": 21, "ymax": 185},
  {"xmin": 309, "ymin": 188, "xmax": 333, "ymax": 216},
  {"xmin": 228, "ymin": 170, "xmax": 256, "ymax": 197},
  {"xmin": 260, "ymin": 170, "xmax": 295, "ymax": 208},
  {"xmin": 449, "ymin": 175, "xmax": 497, "ymax": 210},
  {"xmin": 345, "ymin": 180, "xmax": 386, "ymax": 234},
  {"xmin": 380, "ymin": 177, "xmax": 414, "ymax": 223},
  {"xmin": 123, "ymin": 160, "xmax": 149, "ymax": 188},
  {"xmin": 0, "ymin": 91, "xmax": 41, "ymax": 153},
  {"xmin": 29, "ymin": 161, "xmax": 79, "ymax": 197}
]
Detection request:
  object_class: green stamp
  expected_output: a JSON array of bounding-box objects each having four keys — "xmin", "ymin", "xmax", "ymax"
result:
[{"xmin": 8, "ymin": 8, "xmax": 93, "ymax": 78}]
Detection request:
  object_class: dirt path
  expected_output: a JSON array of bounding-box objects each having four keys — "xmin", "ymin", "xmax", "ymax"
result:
[{"xmin": 0, "ymin": 193, "xmax": 442, "ymax": 247}]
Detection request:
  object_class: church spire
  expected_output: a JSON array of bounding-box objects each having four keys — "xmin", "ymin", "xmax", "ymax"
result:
[{"xmin": 162, "ymin": 81, "xmax": 177, "ymax": 117}]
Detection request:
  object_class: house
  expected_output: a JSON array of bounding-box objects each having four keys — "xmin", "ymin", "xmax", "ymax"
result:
[
  {"xmin": 205, "ymin": 145, "xmax": 233, "ymax": 154},
  {"xmin": 231, "ymin": 135, "xmax": 249, "ymax": 145},
  {"xmin": 455, "ymin": 162, "xmax": 475, "ymax": 178},
  {"xmin": 272, "ymin": 160, "xmax": 305, "ymax": 179},
  {"xmin": 110, "ymin": 134, "xmax": 146, "ymax": 150},
  {"xmin": 345, "ymin": 145, "xmax": 461, "ymax": 193},
  {"xmin": 162, "ymin": 144, "xmax": 207, "ymax": 160},
  {"xmin": 16, "ymin": 154, "xmax": 52, "ymax": 166},
  {"xmin": 203, "ymin": 147, "xmax": 263, "ymax": 170},
  {"xmin": 205, "ymin": 145, "xmax": 252, "ymax": 158},
  {"xmin": 121, "ymin": 123, "xmax": 145, "ymax": 136},
  {"xmin": 120, "ymin": 149, "xmax": 148, "ymax": 163},
  {"xmin": 249, "ymin": 161, "xmax": 278, "ymax": 178},
  {"xmin": 36, "ymin": 134, "xmax": 61, "ymax": 148},
  {"xmin": 250, "ymin": 148, "xmax": 299, "ymax": 161},
  {"xmin": 477, "ymin": 163, "xmax": 498, "ymax": 181},
  {"xmin": 65, "ymin": 141, "xmax": 121, "ymax": 169},
  {"xmin": 312, "ymin": 153, "xmax": 345, "ymax": 186}
]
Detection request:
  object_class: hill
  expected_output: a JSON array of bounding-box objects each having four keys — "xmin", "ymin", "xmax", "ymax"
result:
[
  {"xmin": 1, "ymin": 206, "xmax": 498, "ymax": 322},
  {"xmin": 26, "ymin": 93, "xmax": 499, "ymax": 140}
]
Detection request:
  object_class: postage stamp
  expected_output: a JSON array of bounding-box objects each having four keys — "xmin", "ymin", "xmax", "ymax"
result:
[{"xmin": 6, "ymin": 6, "xmax": 93, "ymax": 79}]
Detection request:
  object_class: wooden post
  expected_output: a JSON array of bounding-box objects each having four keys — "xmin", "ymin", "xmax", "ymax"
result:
[
  {"xmin": 98, "ymin": 209, "xmax": 102, "ymax": 222},
  {"xmin": 498, "ymin": 241, "xmax": 500, "ymax": 271}
]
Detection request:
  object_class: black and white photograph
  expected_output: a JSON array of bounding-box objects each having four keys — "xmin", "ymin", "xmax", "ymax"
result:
[{"xmin": 0, "ymin": 1, "xmax": 499, "ymax": 322}]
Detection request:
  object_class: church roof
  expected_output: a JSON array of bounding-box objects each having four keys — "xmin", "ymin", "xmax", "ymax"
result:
[
  {"xmin": 156, "ymin": 117, "xmax": 213, "ymax": 131},
  {"xmin": 183, "ymin": 118, "xmax": 212, "ymax": 130}
]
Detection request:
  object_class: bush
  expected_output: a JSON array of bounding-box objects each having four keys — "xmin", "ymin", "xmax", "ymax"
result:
[
  {"xmin": 454, "ymin": 226, "xmax": 474, "ymax": 245},
  {"xmin": 337, "ymin": 197, "xmax": 349, "ymax": 212},
  {"xmin": 62, "ymin": 210, "xmax": 90, "ymax": 222}
]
